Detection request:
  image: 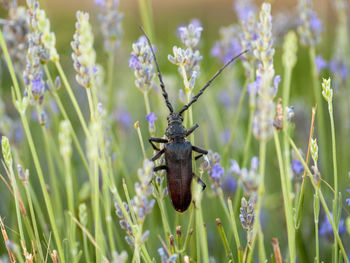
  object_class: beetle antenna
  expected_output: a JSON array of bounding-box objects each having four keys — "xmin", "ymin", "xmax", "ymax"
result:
[
  {"xmin": 178, "ymin": 50, "xmax": 248, "ymax": 115},
  {"xmin": 138, "ymin": 24, "xmax": 174, "ymax": 113}
]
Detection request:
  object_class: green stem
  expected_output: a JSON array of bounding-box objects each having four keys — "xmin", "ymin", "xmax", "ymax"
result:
[
  {"xmin": 216, "ymin": 218, "xmax": 233, "ymax": 261},
  {"xmin": 288, "ymin": 135, "xmax": 349, "ymax": 262},
  {"xmin": 55, "ymin": 61, "xmax": 90, "ymax": 137},
  {"xmin": 228, "ymin": 197, "xmax": 243, "ymax": 263},
  {"xmin": 7, "ymin": 163, "xmax": 25, "ymax": 249},
  {"xmin": 20, "ymin": 113, "xmax": 65, "ymax": 262},
  {"xmin": 309, "ymin": 47, "xmax": 327, "ymax": 174},
  {"xmin": 45, "ymin": 64, "xmax": 89, "ymax": 172},
  {"xmin": 273, "ymin": 130, "xmax": 295, "ymax": 263},
  {"xmin": 137, "ymin": 0, "xmax": 155, "ymax": 41},
  {"xmin": 314, "ymin": 193, "xmax": 320, "ymax": 263},
  {"xmin": 23, "ymin": 183, "xmax": 44, "ymax": 261},
  {"xmin": 222, "ymin": 78, "xmax": 249, "ymax": 160},
  {"xmin": 107, "ymin": 49, "xmax": 115, "ymax": 113}
]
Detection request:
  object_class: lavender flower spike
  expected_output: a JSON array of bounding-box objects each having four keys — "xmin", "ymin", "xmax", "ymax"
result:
[
  {"xmin": 252, "ymin": 3, "xmax": 277, "ymax": 142},
  {"xmin": 71, "ymin": 11, "xmax": 97, "ymax": 89},
  {"xmin": 130, "ymin": 36, "xmax": 156, "ymax": 93},
  {"xmin": 95, "ymin": 0, "xmax": 123, "ymax": 52},
  {"xmin": 297, "ymin": 0, "xmax": 322, "ymax": 46}
]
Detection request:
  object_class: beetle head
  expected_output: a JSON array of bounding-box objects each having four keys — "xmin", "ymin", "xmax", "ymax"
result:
[{"xmin": 165, "ymin": 113, "xmax": 186, "ymax": 140}]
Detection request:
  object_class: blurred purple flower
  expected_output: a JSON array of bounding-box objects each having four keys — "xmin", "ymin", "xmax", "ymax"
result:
[
  {"xmin": 319, "ymin": 213, "xmax": 345, "ymax": 238},
  {"xmin": 250, "ymin": 156, "xmax": 259, "ymax": 171},
  {"xmin": 309, "ymin": 12, "xmax": 322, "ymax": 35},
  {"xmin": 234, "ymin": 0, "xmax": 257, "ymax": 22},
  {"xmin": 230, "ymin": 159, "xmax": 241, "ymax": 174},
  {"xmin": 146, "ymin": 112, "xmax": 157, "ymax": 125},
  {"xmin": 220, "ymin": 129, "xmax": 231, "ymax": 144},
  {"xmin": 94, "ymin": 0, "xmax": 105, "ymax": 6},
  {"xmin": 315, "ymin": 55, "xmax": 327, "ymax": 73},
  {"xmin": 211, "ymin": 164, "xmax": 224, "ymax": 179},
  {"xmin": 346, "ymin": 186, "xmax": 350, "ymax": 206},
  {"xmin": 222, "ymin": 175, "xmax": 237, "ymax": 195},
  {"xmin": 115, "ymin": 110, "xmax": 132, "ymax": 128},
  {"xmin": 31, "ymin": 73, "xmax": 44, "ymax": 96},
  {"xmin": 291, "ymin": 160, "xmax": 304, "ymax": 175},
  {"xmin": 273, "ymin": 75, "xmax": 281, "ymax": 95},
  {"xmin": 211, "ymin": 38, "xmax": 241, "ymax": 64},
  {"xmin": 329, "ymin": 58, "xmax": 348, "ymax": 81}
]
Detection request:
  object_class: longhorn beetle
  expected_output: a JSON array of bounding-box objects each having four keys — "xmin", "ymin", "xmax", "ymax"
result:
[{"xmin": 139, "ymin": 26, "xmax": 247, "ymax": 212}]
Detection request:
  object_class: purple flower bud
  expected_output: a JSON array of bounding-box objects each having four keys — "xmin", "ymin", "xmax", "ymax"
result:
[
  {"xmin": 211, "ymin": 164, "xmax": 224, "ymax": 179},
  {"xmin": 247, "ymin": 76, "xmax": 262, "ymax": 95},
  {"xmin": 315, "ymin": 55, "xmax": 327, "ymax": 73},
  {"xmin": 250, "ymin": 156, "xmax": 259, "ymax": 171},
  {"xmin": 273, "ymin": 75, "xmax": 281, "ymax": 95},
  {"xmin": 291, "ymin": 160, "xmax": 304, "ymax": 175},
  {"xmin": 230, "ymin": 159, "xmax": 241, "ymax": 174},
  {"xmin": 319, "ymin": 213, "xmax": 346, "ymax": 238},
  {"xmin": 346, "ymin": 198, "xmax": 350, "ymax": 206},
  {"xmin": 146, "ymin": 112, "xmax": 157, "ymax": 125},
  {"xmin": 309, "ymin": 12, "xmax": 322, "ymax": 34},
  {"xmin": 222, "ymin": 175, "xmax": 237, "ymax": 195}
]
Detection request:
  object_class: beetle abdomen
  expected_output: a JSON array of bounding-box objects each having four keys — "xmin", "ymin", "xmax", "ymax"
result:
[{"xmin": 164, "ymin": 141, "xmax": 193, "ymax": 212}]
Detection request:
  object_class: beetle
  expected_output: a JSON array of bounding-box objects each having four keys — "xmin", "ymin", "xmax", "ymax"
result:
[{"xmin": 139, "ymin": 26, "xmax": 247, "ymax": 212}]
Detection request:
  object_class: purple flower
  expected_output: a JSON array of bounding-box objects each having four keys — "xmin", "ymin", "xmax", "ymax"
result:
[
  {"xmin": 247, "ymin": 76, "xmax": 262, "ymax": 95},
  {"xmin": 94, "ymin": 0, "xmax": 106, "ymax": 5},
  {"xmin": 222, "ymin": 175, "xmax": 237, "ymax": 195},
  {"xmin": 329, "ymin": 58, "xmax": 348, "ymax": 80},
  {"xmin": 129, "ymin": 54, "xmax": 141, "ymax": 69},
  {"xmin": 291, "ymin": 160, "xmax": 304, "ymax": 174},
  {"xmin": 146, "ymin": 112, "xmax": 157, "ymax": 126},
  {"xmin": 115, "ymin": 110, "xmax": 132, "ymax": 128},
  {"xmin": 31, "ymin": 73, "xmax": 44, "ymax": 98},
  {"xmin": 319, "ymin": 213, "xmax": 346, "ymax": 238},
  {"xmin": 250, "ymin": 156, "xmax": 259, "ymax": 171},
  {"xmin": 230, "ymin": 159, "xmax": 241, "ymax": 174},
  {"xmin": 234, "ymin": 0, "xmax": 257, "ymax": 22},
  {"xmin": 315, "ymin": 55, "xmax": 327, "ymax": 73},
  {"xmin": 211, "ymin": 164, "xmax": 224, "ymax": 179},
  {"xmin": 220, "ymin": 129, "xmax": 231, "ymax": 144},
  {"xmin": 273, "ymin": 75, "xmax": 281, "ymax": 95},
  {"xmin": 309, "ymin": 12, "xmax": 322, "ymax": 35},
  {"xmin": 346, "ymin": 199, "xmax": 350, "ymax": 206}
]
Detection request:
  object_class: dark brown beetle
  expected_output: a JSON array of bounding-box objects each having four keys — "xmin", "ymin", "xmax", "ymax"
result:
[{"xmin": 139, "ymin": 26, "xmax": 247, "ymax": 212}]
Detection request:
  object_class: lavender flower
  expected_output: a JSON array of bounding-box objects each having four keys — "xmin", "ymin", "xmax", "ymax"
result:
[
  {"xmin": 231, "ymin": 157, "xmax": 260, "ymax": 200},
  {"xmin": 177, "ymin": 19, "xmax": 202, "ymax": 49},
  {"xmin": 329, "ymin": 57, "xmax": 348, "ymax": 82},
  {"xmin": 319, "ymin": 213, "xmax": 346, "ymax": 240},
  {"xmin": 169, "ymin": 19, "xmax": 202, "ymax": 98},
  {"xmin": 252, "ymin": 3, "xmax": 277, "ymax": 142},
  {"xmin": 235, "ymin": 0, "xmax": 258, "ymax": 77},
  {"xmin": 234, "ymin": 0, "xmax": 257, "ymax": 22},
  {"xmin": 114, "ymin": 109, "xmax": 132, "ymax": 129},
  {"xmin": 146, "ymin": 112, "xmax": 157, "ymax": 132},
  {"xmin": 239, "ymin": 197, "xmax": 255, "ymax": 243},
  {"xmin": 222, "ymin": 175, "xmax": 237, "ymax": 195},
  {"xmin": 158, "ymin": 248, "xmax": 178, "ymax": 263},
  {"xmin": 130, "ymin": 36, "xmax": 156, "ymax": 93},
  {"xmin": 1, "ymin": 3, "xmax": 29, "ymax": 72},
  {"xmin": 297, "ymin": 0, "xmax": 322, "ymax": 46},
  {"xmin": 71, "ymin": 11, "xmax": 97, "ymax": 89},
  {"xmin": 211, "ymin": 25, "xmax": 241, "ymax": 64},
  {"xmin": 26, "ymin": 0, "xmax": 59, "ymax": 62},
  {"xmin": 291, "ymin": 160, "xmax": 304, "ymax": 175},
  {"xmin": 95, "ymin": 0, "xmax": 123, "ymax": 52},
  {"xmin": 315, "ymin": 55, "xmax": 327, "ymax": 74},
  {"xmin": 200, "ymin": 150, "xmax": 222, "ymax": 194}
]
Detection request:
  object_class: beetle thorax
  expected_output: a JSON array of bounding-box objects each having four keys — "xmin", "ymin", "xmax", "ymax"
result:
[{"xmin": 165, "ymin": 113, "xmax": 186, "ymax": 141}]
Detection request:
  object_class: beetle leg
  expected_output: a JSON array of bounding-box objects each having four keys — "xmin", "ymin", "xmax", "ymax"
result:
[
  {"xmin": 193, "ymin": 173, "xmax": 206, "ymax": 191},
  {"xmin": 151, "ymin": 148, "xmax": 165, "ymax": 161},
  {"xmin": 149, "ymin": 137, "xmax": 168, "ymax": 151},
  {"xmin": 186, "ymin": 124, "xmax": 199, "ymax": 137},
  {"xmin": 195, "ymin": 154, "xmax": 204, "ymax": 161},
  {"xmin": 154, "ymin": 165, "xmax": 167, "ymax": 172},
  {"xmin": 192, "ymin": 145, "xmax": 208, "ymax": 155}
]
